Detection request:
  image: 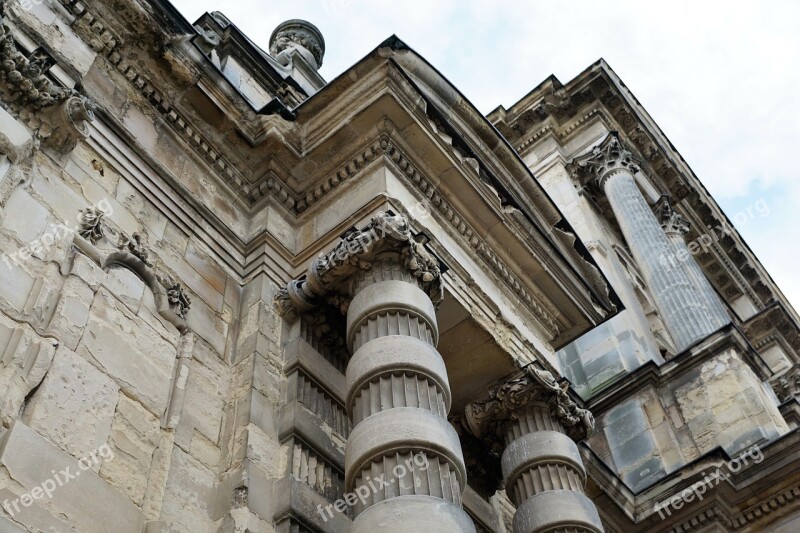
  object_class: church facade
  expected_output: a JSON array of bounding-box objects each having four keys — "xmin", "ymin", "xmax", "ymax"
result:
[{"xmin": 1, "ymin": 1, "xmax": 799, "ymax": 531}]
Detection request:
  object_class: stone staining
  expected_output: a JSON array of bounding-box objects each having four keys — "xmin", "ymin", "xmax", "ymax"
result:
[
  {"xmin": 465, "ymin": 367, "xmax": 603, "ymax": 533},
  {"xmin": 277, "ymin": 212, "xmax": 475, "ymax": 532}
]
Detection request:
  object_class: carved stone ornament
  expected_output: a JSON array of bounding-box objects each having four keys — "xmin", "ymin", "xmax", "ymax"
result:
[
  {"xmin": 118, "ymin": 232, "xmax": 152, "ymax": 267},
  {"xmin": 654, "ymin": 195, "xmax": 690, "ymax": 237},
  {"xmin": 567, "ymin": 132, "xmax": 642, "ymax": 191},
  {"xmin": 163, "ymin": 278, "xmax": 192, "ymax": 320},
  {"xmin": 0, "ymin": 4, "xmax": 95, "ymax": 152},
  {"xmin": 275, "ymin": 212, "xmax": 443, "ymax": 318},
  {"xmin": 102, "ymin": 232, "xmax": 190, "ymax": 332},
  {"xmin": 77, "ymin": 206, "xmax": 106, "ymax": 245},
  {"xmin": 268, "ymin": 19, "xmax": 325, "ymax": 69},
  {"xmin": 464, "ymin": 365, "xmax": 595, "ymax": 453},
  {"xmin": 770, "ymin": 364, "xmax": 800, "ymax": 403}
]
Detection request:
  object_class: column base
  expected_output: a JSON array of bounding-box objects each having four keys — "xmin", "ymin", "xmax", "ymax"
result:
[{"xmin": 352, "ymin": 495, "xmax": 476, "ymax": 533}]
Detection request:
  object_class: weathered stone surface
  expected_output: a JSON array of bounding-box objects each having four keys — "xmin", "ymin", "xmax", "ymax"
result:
[
  {"xmin": 100, "ymin": 395, "xmax": 161, "ymax": 506},
  {"xmin": 0, "ymin": 107, "xmax": 32, "ymax": 163},
  {"xmin": 45, "ymin": 275, "xmax": 94, "ymax": 350},
  {"xmin": 78, "ymin": 289, "xmax": 177, "ymax": 415},
  {"xmin": 0, "ymin": 422, "xmax": 145, "ymax": 533},
  {"xmin": 24, "ymin": 346, "xmax": 119, "ymax": 461}
]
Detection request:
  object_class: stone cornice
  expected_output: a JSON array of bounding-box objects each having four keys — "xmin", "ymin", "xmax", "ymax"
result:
[
  {"xmin": 585, "ymin": 429, "xmax": 800, "ymax": 531},
  {"xmin": 585, "ymin": 326, "xmax": 772, "ymax": 415},
  {"xmin": 464, "ymin": 365, "xmax": 595, "ymax": 453},
  {"xmin": 275, "ymin": 212, "xmax": 443, "ymax": 317}
]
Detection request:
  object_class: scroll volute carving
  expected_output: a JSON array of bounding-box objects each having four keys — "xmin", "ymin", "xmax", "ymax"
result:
[
  {"xmin": 465, "ymin": 365, "xmax": 595, "ymax": 454},
  {"xmin": 275, "ymin": 211, "xmax": 443, "ymax": 318}
]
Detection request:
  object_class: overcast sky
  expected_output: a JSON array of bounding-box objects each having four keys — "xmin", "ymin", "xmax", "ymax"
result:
[{"xmin": 172, "ymin": 0, "xmax": 800, "ymax": 312}]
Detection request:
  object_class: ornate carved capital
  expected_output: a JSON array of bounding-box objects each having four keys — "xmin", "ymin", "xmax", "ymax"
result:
[
  {"xmin": 770, "ymin": 364, "xmax": 800, "ymax": 403},
  {"xmin": 464, "ymin": 365, "xmax": 594, "ymax": 453},
  {"xmin": 567, "ymin": 132, "xmax": 641, "ymax": 191},
  {"xmin": 654, "ymin": 195, "xmax": 690, "ymax": 237},
  {"xmin": 276, "ymin": 212, "xmax": 443, "ymax": 317}
]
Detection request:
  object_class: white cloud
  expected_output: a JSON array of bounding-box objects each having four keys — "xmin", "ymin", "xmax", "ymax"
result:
[{"xmin": 170, "ymin": 0, "xmax": 800, "ymax": 310}]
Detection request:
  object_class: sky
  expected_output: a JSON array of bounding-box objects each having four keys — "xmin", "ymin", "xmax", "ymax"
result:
[{"xmin": 172, "ymin": 0, "xmax": 800, "ymax": 312}]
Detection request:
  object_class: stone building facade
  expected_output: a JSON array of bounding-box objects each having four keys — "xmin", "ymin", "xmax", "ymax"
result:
[{"xmin": 0, "ymin": 1, "xmax": 798, "ymax": 532}]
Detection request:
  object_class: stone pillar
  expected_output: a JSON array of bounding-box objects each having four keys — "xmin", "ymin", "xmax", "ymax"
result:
[
  {"xmin": 275, "ymin": 213, "xmax": 474, "ymax": 532},
  {"xmin": 345, "ymin": 254, "xmax": 474, "ymax": 531},
  {"xmin": 655, "ymin": 197, "xmax": 730, "ymax": 331},
  {"xmin": 569, "ymin": 133, "xmax": 724, "ymax": 351},
  {"xmin": 465, "ymin": 367, "xmax": 603, "ymax": 533}
]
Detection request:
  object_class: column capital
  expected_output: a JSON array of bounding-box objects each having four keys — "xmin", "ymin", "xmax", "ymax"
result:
[
  {"xmin": 568, "ymin": 131, "xmax": 641, "ymax": 190},
  {"xmin": 654, "ymin": 195, "xmax": 690, "ymax": 237},
  {"xmin": 464, "ymin": 365, "xmax": 595, "ymax": 451},
  {"xmin": 276, "ymin": 212, "xmax": 443, "ymax": 317}
]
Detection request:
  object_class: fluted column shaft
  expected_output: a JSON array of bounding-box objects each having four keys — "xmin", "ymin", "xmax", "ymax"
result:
[
  {"xmin": 345, "ymin": 255, "xmax": 474, "ymax": 532},
  {"xmin": 501, "ymin": 404, "xmax": 603, "ymax": 533},
  {"xmin": 603, "ymin": 170, "xmax": 721, "ymax": 350},
  {"xmin": 665, "ymin": 231, "xmax": 729, "ymax": 330}
]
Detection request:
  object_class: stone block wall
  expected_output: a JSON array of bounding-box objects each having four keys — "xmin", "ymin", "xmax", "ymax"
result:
[
  {"xmin": 0, "ymin": 114, "xmax": 276, "ymax": 531},
  {"xmin": 587, "ymin": 347, "xmax": 788, "ymax": 493}
]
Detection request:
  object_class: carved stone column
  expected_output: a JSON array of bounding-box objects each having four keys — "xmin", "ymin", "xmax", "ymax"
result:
[
  {"xmin": 465, "ymin": 367, "xmax": 603, "ymax": 533},
  {"xmin": 655, "ymin": 197, "xmax": 730, "ymax": 330},
  {"xmin": 569, "ymin": 133, "xmax": 724, "ymax": 351},
  {"xmin": 276, "ymin": 213, "xmax": 474, "ymax": 532}
]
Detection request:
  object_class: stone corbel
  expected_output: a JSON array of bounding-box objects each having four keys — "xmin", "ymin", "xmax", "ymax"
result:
[
  {"xmin": 275, "ymin": 211, "xmax": 443, "ymax": 318},
  {"xmin": 40, "ymin": 93, "xmax": 95, "ymax": 154},
  {"xmin": 0, "ymin": 8, "xmax": 95, "ymax": 154},
  {"xmin": 465, "ymin": 364, "xmax": 595, "ymax": 454}
]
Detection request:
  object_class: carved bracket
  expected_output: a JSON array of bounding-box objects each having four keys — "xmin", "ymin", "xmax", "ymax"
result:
[
  {"xmin": 275, "ymin": 211, "xmax": 443, "ymax": 318},
  {"xmin": 0, "ymin": 6, "xmax": 95, "ymax": 153},
  {"xmin": 464, "ymin": 365, "xmax": 595, "ymax": 454}
]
